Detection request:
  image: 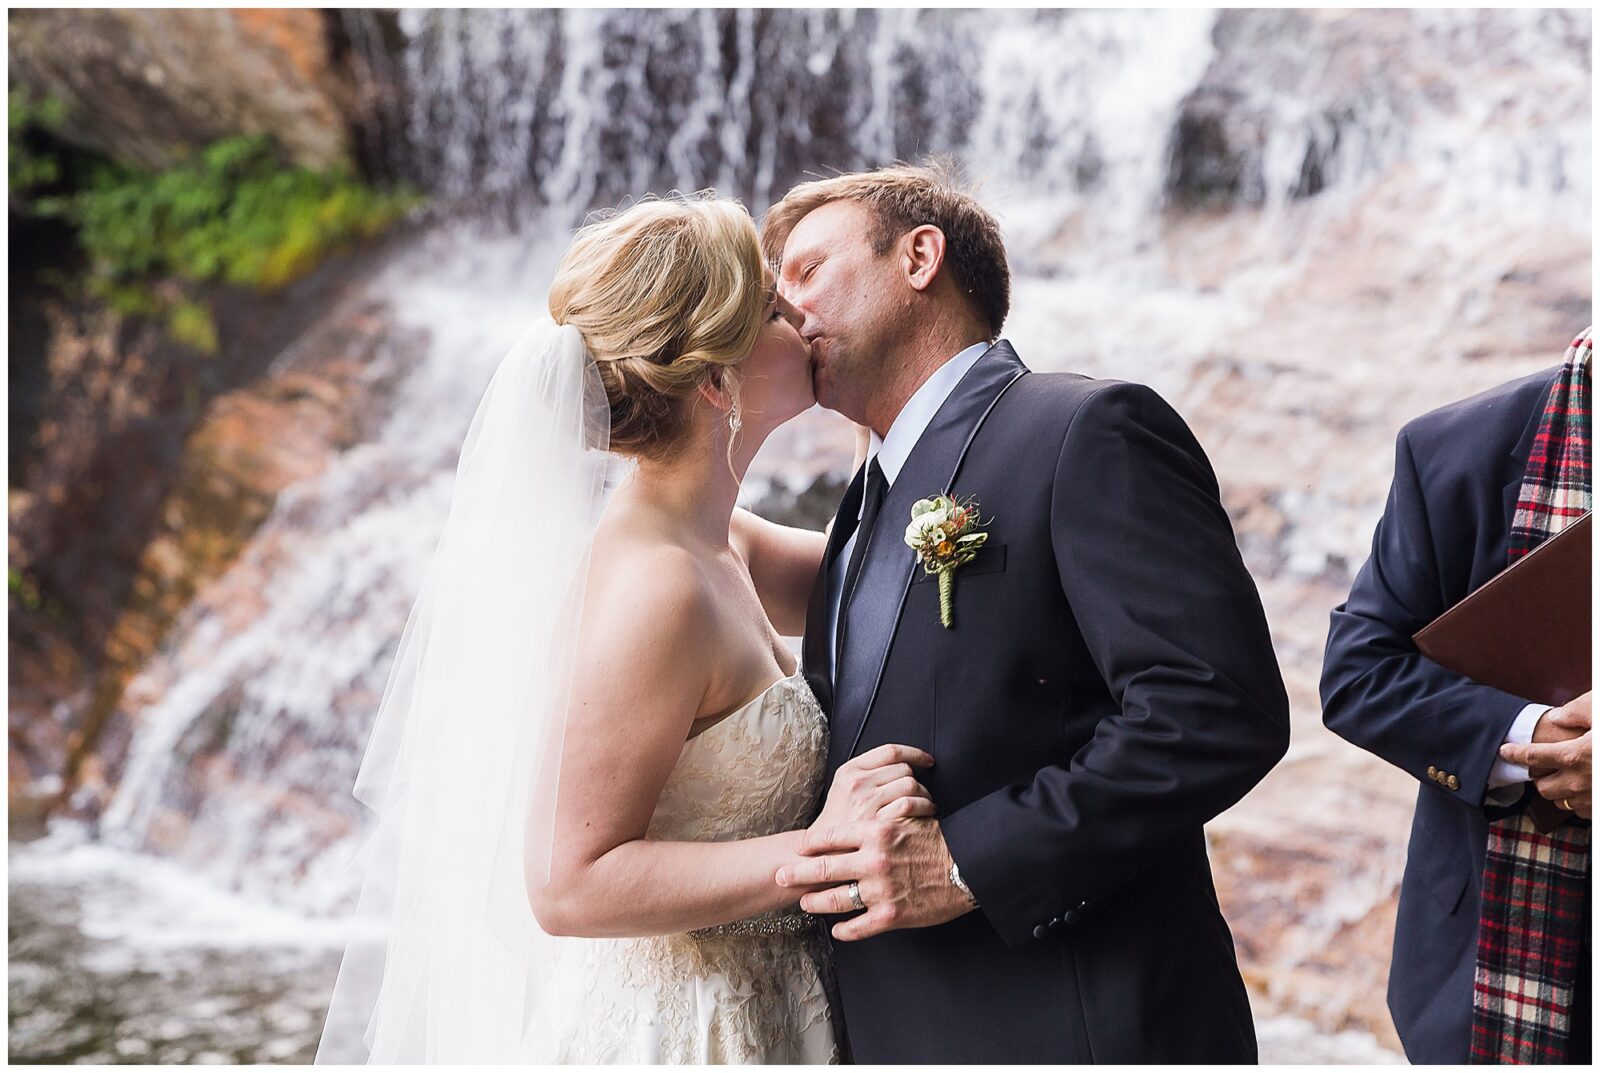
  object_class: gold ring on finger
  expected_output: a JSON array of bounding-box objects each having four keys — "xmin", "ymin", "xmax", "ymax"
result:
[{"xmin": 1562, "ymin": 798, "xmax": 1575, "ymax": 811}]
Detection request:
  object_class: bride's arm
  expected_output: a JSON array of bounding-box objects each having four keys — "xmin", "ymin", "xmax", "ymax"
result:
[
  {"xmin": 530, "ymin": 545, "xmax": 816, "ymax": 939},
  {"xmin": 530, "ymin": 543, "xmax": 934, "ymax": 938},
  {"xmin": 730, "ymin": 424, "xmax": 871, "ymax": 636},
  {"xmin": 730, "ymin": 509, "xmax": 827, "ymax": 636}
]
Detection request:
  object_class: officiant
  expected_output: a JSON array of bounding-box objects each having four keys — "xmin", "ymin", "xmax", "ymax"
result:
[{"xmin": 1320, "ymin": 328, "xmax": 1593, "ymax": 1064}]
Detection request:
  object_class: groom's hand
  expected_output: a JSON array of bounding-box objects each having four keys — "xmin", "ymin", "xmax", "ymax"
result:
[{"xmin": 775, "ymin": 818, "xmax": 976, "ymax": 941}]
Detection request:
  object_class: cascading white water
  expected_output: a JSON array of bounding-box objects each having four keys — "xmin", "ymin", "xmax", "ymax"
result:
[
  {"xmin": 97, "ymin": 226, "xmax": 577, "ymax": 911},
  {"xmin": 78, "ymin": 2, "xmax": 1589, "ymax": 934},
  {"xmin": 385, "ymin": 9, "xmax": 1218, "ymax": 225}
]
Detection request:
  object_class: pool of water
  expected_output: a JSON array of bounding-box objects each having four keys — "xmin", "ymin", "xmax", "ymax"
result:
[
  {"xmin": 8, "ymin": 837, "xmax": 341, "ymax": 1065},
  {"xmin": 9, "ymin": 832, "xmax": 1400, "ymax": 1064}
]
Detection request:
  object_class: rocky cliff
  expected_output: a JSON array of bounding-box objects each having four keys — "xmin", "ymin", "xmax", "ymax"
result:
[{"xmin": 8, "ymin": 9, "xmax": 356, "ymax": 172}]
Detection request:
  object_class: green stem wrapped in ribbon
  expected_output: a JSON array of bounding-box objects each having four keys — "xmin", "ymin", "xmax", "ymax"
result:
[
  {"xmin": 937, "ymin": 570, "xmax": 957, "ymax": 629},
  {"xmin": 903, "ymin": 494, "xmax": 990, "ymax": 629}
]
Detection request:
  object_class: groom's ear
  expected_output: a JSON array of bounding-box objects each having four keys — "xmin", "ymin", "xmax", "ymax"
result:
[{"xmin": 901, "ymin": 225, "xmax": 947, "ymax": 293}]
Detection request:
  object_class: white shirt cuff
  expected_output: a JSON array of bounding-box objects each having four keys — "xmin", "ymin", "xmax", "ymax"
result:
[{"xmin": 1486, "ymin": 703, "xmax": 1549, "ymax": 788}]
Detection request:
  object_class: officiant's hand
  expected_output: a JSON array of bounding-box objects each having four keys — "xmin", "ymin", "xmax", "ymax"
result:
[
  {"xmin": 776, "ymin": 818, "xmax": 975, "ymax": 940},
  {"xmin": 812, "ymin": 743, "xmax": 936, "ymax": 827},
  {"xmin": 1501, "ymin": 691, "xmax": 1591, "ymax": 818}
]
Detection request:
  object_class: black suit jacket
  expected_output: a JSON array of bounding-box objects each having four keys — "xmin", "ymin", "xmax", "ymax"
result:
[
  {"xmin": 1319, "ymin": 366, "xmax": 1577, "ymax": 1063},
  {"xmin": 801, "ymin": 342, "xmax": 1290, "ymax": 1063}
]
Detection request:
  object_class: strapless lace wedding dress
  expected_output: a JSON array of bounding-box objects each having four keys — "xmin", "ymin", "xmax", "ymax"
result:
[{"xmin": 526, "ymin": 671, "xmax": 839, "ymax": 1064}]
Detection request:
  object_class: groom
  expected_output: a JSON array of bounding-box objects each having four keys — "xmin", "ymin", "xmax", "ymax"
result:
[{"xmin": 764, "ymin": 163, "xmax": 1291, "ymax": 1063}]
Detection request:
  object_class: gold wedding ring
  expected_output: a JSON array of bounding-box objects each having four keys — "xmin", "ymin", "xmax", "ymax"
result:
[
  {"xmin": 1561, "ymin": 799, "xmax": 1575, "ymax": 812},
  {"xmin": 847, "ymin": 880, "xmax": 866, "ymax": 911}
]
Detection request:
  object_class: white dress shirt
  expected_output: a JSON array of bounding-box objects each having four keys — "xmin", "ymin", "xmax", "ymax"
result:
[
  {"xmin": 1484, "ymin": 702, "xmax": 1549, "ymax": 804},
  {"xmin": 826, "ymin": 341, "xmax": 991, "ymax": 679}
]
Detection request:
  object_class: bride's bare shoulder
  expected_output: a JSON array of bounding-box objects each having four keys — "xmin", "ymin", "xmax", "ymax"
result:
[
  {"xmin": 572, "ymin": 522, "xmax": 716, "ymax": 724},
  {"xmin": 584, "ymin": 519, "xmax": 715, "ymax": 642}
]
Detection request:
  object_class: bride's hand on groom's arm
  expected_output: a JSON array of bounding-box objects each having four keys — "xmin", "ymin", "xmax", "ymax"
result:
[
  {"xmin": 775, "ymin": 818, "xmax": 975, "ymax": 941},
  {"xmin": 812, "ymin": 743, "xmax": 936, "ymax": 828}
]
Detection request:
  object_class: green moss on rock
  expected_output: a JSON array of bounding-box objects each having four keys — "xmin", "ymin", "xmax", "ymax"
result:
[{"xmin": 11, "ymin": 108, "xmax": 424, "ymax": 352}]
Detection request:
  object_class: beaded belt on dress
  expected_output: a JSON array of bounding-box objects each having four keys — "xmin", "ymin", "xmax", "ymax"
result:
[{"xmin": 686, "ymin": 911, "xmax": 816, "ymax": 941}]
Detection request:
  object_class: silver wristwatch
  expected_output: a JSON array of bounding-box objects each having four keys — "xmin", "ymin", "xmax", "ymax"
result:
[{"xmin": 949, "ymin": 861, "xmax": 979, "ymax": 907}]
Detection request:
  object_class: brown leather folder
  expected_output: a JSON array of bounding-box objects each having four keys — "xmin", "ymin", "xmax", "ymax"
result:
[{"xmin": 1413, "ymin": 511, "xmax": 1591, "ymax": 707}]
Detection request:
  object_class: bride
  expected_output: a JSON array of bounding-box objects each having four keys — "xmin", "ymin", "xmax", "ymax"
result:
[{"xmin": 315, "ymin": 195, "xmax": 936, "ymax": 1063}]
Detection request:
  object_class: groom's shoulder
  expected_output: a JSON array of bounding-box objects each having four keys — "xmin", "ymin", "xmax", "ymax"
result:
[
  {"xmin": 1008, "ymin": 371, "xmax": 1183, "ymax": 435},
  {"xmin": 1008, "ymin": 369, "xmax": 1113, "ymax": 413}
]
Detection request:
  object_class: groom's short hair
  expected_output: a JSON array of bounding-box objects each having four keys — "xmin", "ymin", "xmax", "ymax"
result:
[{"xmin": 761, "ymin": 160, "xmax": 1010, "ymax": 337}]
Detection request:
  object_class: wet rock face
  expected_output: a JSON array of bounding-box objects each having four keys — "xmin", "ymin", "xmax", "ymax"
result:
[
  {"xmin": 7, "ymin": 234, "xmax": 415, "ymax": 820},
  {"xmin": 75, "ymin": 294, "xmax": 421, "ymax": 828},
  {"xmin": 7, "ymin": 9, "xmax": 355, "ymax": 171},
  {"xmin": 1166, "ymin": 85, "xmax": 1255, "ymax": 209},
  {"xmin": 1166, "ymin": 10, "xmax": 1365, "ymax": 210},
  {"xmin": 1165, "ymin": 9, "xmax": 1592, "ymax": 211},
  {"xmin": 8, "ymin": 301, "xmax": 237, "ymax": 824}
]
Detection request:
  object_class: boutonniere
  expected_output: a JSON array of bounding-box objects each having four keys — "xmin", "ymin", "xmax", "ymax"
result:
[{"xmin": 903, "ymin": 494, "xmax": 990, "ymax": 628}]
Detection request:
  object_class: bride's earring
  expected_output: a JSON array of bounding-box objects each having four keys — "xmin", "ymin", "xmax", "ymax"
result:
[{"xmin": 728, "ymin": 406, "xmax": 742, "ymax": 436}]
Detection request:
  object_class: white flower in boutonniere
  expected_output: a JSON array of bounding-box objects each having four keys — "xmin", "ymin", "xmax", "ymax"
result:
[{"xmin": 903, "ymin": 494, "xmax": 990, "ymax": 628}]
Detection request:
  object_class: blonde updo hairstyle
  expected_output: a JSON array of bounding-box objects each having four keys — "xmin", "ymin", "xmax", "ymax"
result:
[{"xmin": 549, "ymin": 194, "xmax": 768, "ymax": 462}]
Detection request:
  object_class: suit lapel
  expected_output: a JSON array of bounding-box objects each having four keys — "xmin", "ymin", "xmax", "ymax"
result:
[
  {"xmin": 801, "ymin": 462, "xmax": 865, "ymax": 718},
  {"xmin": 829, "ymin": 342, "xmax": 1029, "ymax": 769}
]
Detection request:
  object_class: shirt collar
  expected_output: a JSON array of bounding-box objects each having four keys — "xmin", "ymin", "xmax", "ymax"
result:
[{"xmin": 868, "ymin": 341, "xmax": 991, "ymax": 486}]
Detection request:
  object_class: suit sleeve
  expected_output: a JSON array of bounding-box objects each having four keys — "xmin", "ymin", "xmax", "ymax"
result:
[
  {"xmin": 1319, "ymin": 427, "xmax": 1530, "ymax": 809},
  {"xmin": 940, "ymin": 382, "xmax": 1290, "ymax": 947}
]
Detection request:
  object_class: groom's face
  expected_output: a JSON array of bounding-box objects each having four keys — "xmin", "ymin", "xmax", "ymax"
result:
[{"xmin": 776, "ymin": 199, "xmax": 904, "ymax": 425}]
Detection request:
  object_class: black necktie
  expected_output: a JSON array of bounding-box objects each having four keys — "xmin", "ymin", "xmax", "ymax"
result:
[{"xmin": 836, "ymin": 457, "xmax": 887, "ymax": 657}]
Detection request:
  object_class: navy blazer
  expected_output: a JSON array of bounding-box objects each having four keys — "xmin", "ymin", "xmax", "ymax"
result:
[
  {"xmin": 803, "ymin": 342, "xmax": 1290, "ymax": 1062},
  {"xmin": 1320, "ymin": 366, "xmax": 1565, "ymax": 1063}
]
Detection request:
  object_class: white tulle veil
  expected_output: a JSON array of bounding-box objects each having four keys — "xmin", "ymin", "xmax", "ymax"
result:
[{"xmin": 315, "ymin": 317, "xmax": 615, "ymax": 1062}]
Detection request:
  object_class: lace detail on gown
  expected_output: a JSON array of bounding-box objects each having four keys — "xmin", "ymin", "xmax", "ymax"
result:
[{"xmin": 528, "ymin": 672, "xmax": 838, "ymax": 1064}]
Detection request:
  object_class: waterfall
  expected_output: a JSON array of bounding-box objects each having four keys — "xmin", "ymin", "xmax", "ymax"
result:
[{"xmin": 379, "ymin": 9, "xmax": 1216, "ymax": 227}]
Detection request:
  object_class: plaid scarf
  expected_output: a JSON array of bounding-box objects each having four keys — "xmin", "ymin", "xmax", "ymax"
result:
[{"xmin": 1469, "ymin": 328, "xmax": 1592, "ymax": 1064}]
